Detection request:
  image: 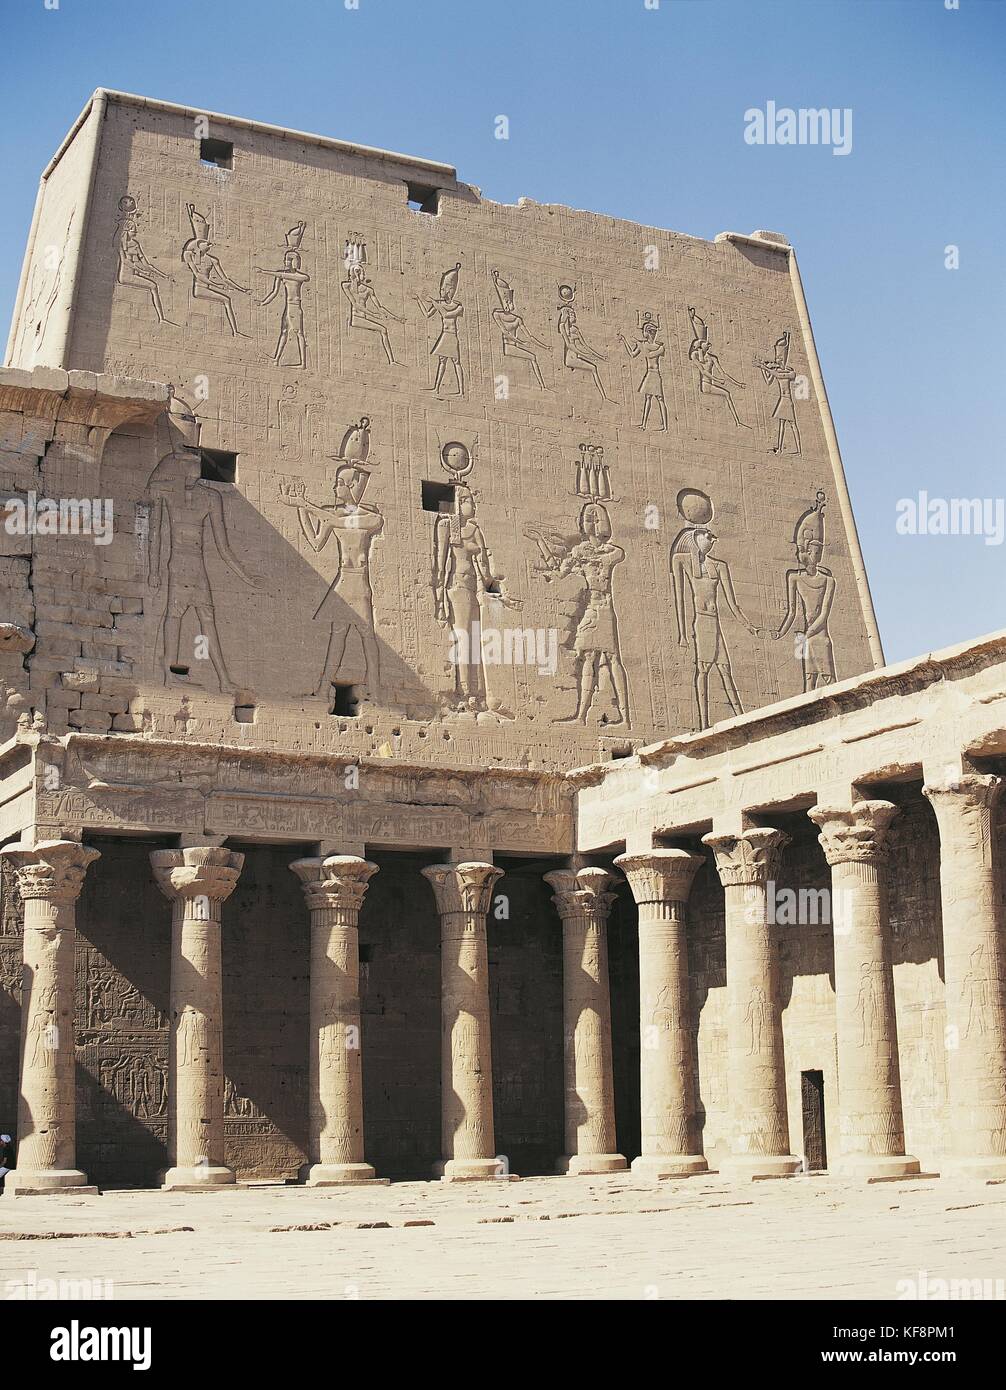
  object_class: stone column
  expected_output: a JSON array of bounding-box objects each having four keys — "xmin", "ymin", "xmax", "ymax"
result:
[
  {"xmin": 544, "ymin": 866, "xmax": 626, "ymax": 1174},
  {"xmin": 615, "ymin": 850, "xmax": 708, "ymax": 1178},
  {"xmin": 422, "ymin": 861, "xmax": 503, "ymax": 1180},
  {"xmin": 703, "ymin": 828, "xmax": 801, "ymax": 1178},
  {"xmin": 923, "ymin": 773, "xmax": 1006, "ymax": 1178},
  {"xmin": 809, "ymin": 802, "xmax": 920, "ymax": 1178},
  {"xmin": 150, "ymin": 846, "xmax": 243, "ymax": 1189},
  {"xmin": 0, "ymin": 840, "xmax": 100, "ymax": 1194},
  {"xmin": 290, "ymin": 854, "xmax": 383, "ymax": 1184}
]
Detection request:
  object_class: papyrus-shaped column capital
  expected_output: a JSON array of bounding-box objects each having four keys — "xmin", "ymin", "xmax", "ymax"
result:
[
  {"xmin": 923, "ymin": 774, "xmax": 1002, "ymax": 865},
  {"xmin": 702, "ymin": 828, "xmax": 790, "ymax": 888},
  {"xmin": 150, "ymin": 846, "xmax": 244, "ymax": 913},
  {"xmin": 2, "ymin": 840, "xmax": 100, "ymax": 907},
  {"xmin": 422, "ymin": 861, "xmax": 503, "ymax": 922},
  {"xmin": 291, "ymin": 854, "xmax": 378, "ymax": 920},
  {"xmin": 615, "ymin": 849, "xmax": 703, "ymax": 910},
  {"xmin": 809, "ymin": 800, "xmax": 899, "ymax": 867},
  {"xmin": 544, "ymin": 865, "xmax": 616, "ymax": 924}
]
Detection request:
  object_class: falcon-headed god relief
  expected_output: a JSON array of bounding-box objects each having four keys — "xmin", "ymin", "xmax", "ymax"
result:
[
  {"xmin": 772, "ymin": 491, "xmax": 836, "ymax": 691},
  {"xmin": 670, "ymin": 495, "xmax": 758, "ymax": 729},
  {"xmin": 180, "ymin": 203, "xmax": 250, "ymax": 337}
]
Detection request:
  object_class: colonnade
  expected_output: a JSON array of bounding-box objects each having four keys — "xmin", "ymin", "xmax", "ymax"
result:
[{"xmin": 2, "ymin": 771, "xmax": 1004, "ymax": 1190}]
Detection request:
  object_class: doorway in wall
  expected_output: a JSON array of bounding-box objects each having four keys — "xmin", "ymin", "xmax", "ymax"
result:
[{"xmin": 801, "ymin": 1069, "xmax": 827, "ymax": 1171}]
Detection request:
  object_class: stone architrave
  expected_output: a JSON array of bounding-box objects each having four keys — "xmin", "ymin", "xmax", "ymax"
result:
[
  {"xmin": 615, "ymin": 849, "xmax": 708, "ymax": 1178},
  {"xmin": 422, "ymin": 861, "xmax": 504, "ymax": 1180},
  {"xmin": 544, "ymin": 866, "xmax": 626, "ymax": 1174},
  {"xmin": 702, "ymin": 828, "xmax": 801, "ymax": 1179},
  {"xmin": 150, "ymin": 846, "xmax": 243, "ymax": 1189},
  {"xmin": 923, "ymin": 774, "xmax": 1006, "ymax": 1178},
  {"xmin": 809, "ymin": 801, "xmax": 920, "ymax": 1178},
  {"xmin": 1, "ymin": 840, "xmax": 100, "ymax": 1195},
  {"xmin": 290, "ymin": 854, "xmax": 383, "ymax": 1184}
]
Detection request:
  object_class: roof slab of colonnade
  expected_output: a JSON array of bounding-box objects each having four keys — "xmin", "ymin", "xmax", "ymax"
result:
[{"xmin": 571, "ymin": 630, "xmax": 1006, "ymax": 854}]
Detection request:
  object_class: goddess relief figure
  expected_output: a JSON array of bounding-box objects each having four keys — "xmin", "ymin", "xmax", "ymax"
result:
[{"xmin": 432, "ymin": 484, "xmax": 519, "ymax": 714}]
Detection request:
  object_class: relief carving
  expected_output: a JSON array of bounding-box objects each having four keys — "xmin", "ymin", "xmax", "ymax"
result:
[
  {"xmin": 181, "ymin": 204, "xmax": 250, "ymax": 337},
  {"xmin": 254, "ymin": 221, "xmax": 310, "ymax": 367},
  {"xmin": 756, "ymin": 330, "xmax": 802, "ymax": 454},
  {"xmin": 491, "ymin": 268, "xmax": 548, "ymax": 389},
  {"xmin": 687, "ymin": 307, "xmax": 748, "ymax": 429},
  {"xmin": 557, "ymin": 284, "xmax": 609, "ymax": 400},
  {"xmin": 618, "ymin": 311, "xmax": 667, "ymax": 431},
  {"xmin": 115, "ymin": 195, "xmax": 174, "ymax": 325},
  {"xmin": 772, "ymin": 491, "xmax": 836, "ymax": 690},
  {"xmin": 416, "ymin": 263, "xmax": 465, "ymax": 396},
  {"xmin": 341, "ymin": 236, "xmax": 403, "ymax": 364},
  {"xmin": 670, "ymin": 489, "xmax": 756, "ymax": 728},
  {"xmin": 278, "ymin": 417, "xmax": 383, "ymax": 704}
]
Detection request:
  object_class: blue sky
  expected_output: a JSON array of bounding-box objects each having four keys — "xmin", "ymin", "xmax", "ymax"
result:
[{"xmin": 2, "ymin": 0, "xmax": 1003, "ymax": 663}]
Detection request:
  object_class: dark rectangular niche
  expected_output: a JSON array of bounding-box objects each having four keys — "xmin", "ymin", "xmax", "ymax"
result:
[
  {"xmin": 406, "ymin": 181, "xmax": 439, "ymax": 215},
  {"xmin": 200, "ymin": 137, "xmax": 233, "ymax": 169},
  {"xmin": 199, "ymin": 448, "xmax": 237, "ymax": 483},
  {"xmin": 421, "ymin": 480, "xmax": 455, "ymax": 513}
]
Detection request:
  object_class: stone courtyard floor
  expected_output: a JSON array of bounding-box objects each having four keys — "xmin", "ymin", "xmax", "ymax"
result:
[{"xmin": 2, "ymin": 1171, "xmax": 1005, "ymax": 1301}]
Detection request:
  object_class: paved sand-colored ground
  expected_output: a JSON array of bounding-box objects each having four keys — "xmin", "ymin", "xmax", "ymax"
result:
[{"xmin": 2, "ymin": 1173, "xmax": 1004, "ymax": 1301}]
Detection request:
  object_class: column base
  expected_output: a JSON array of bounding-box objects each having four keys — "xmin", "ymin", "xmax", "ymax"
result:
[
  {"xmin": 558, "ymin": 1153, "xmax": 628, "ymax": 1175},
  {"xmin": 5, "ymin": 1169, "xmax": 97, "ymax": 1196},
  {"xmin": 720, "ymin": 1154, "xmax": 802, "ymax": 1180},
  {"xmin": 940, "ymin": 1156, "xmax": 1006, "ymax": 1182},
  {"xmin": 630, "ymin": 1154, "xmax": 709, "ymax": 1180},
  {"xmin": 436, "ymin": 1158, "xmax": 518, "ymax": 1181},
  {"xmin": 303, "ymin": 1162, "xmax": 389, "ymax": 1186},
  {"xmin": 161, "ymin": 1165, "xmax": 237, "ymax": 1190},
  {"xmin": 834, "ymin": 1154, "xmax": 921, "ymax": 1181}
]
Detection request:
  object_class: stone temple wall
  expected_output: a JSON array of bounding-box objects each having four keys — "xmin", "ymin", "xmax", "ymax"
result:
[{"xmin": 3, "ymin": 91, "xmax": 879, "ymax": 772}]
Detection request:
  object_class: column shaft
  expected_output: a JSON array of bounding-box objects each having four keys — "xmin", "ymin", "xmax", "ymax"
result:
[
  {"xmin": 1, "ymin": 840, "xmax": 100, "ymax": 1194},
  {"xmin": 704, "ymin": 829, "xmax": 801, "ymax": 1178},
  {"xmin": 545, "ymin": 867, "xmax": 626, "ymax": 1174},
  {"xmin": 811, "ymin": 802, "xmax": 919, "ymax": 1178},
  {"xmin": 616, "ymin": 850, "xmax": 708, "ymax": 1178},
  {"xmin": 923, "ymin": 774, "xmax": 1006, "ymax": 1177},
  {"xmin": 151, "ymin": 846, "xmax": 243, "ymax": 1189},
  {"xmin": 422, "ymin": 862, "xmax": 503, "ymax": 1180},
  {"xmin": 291, "ymin": 855, "xmax": 383, "ymax": 1184}
]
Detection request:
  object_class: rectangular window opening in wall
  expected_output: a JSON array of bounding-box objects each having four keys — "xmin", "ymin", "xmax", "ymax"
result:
[
  {"xmin": 330, "ymin": 684, "xmax": 360, "ymax": 718},
  {"xmin": 421, "ymin": 480, "xmax": 456, "ymax": 513},
  {"xmin": 609, "ymin": 744, "xmax": 633, "ymax": 760},
  {"xmin": 200, "ymin": 137, "xmax": 233, "ymax": 169},
  {"xmin": 233, "ymin": 704, "xmax": 256, "ymax": 724},
  {"xmin": 199, "ymin": 448, "xmax": 237, "ymax": 484},
  {"xmin": 406, "ymin": 181, "xmax": 439, "ymax": 215}
]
